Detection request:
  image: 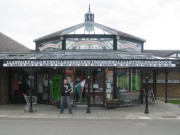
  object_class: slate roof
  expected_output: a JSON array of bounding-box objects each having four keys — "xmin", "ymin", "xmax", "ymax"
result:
[
  {"xmin": 144, "ymin": 50, "xmax": 180, "ymax": 58},
  {"xmin": 0, "ymin": 50, "xmax": 156, "ymax": 60},
  {"xmin": 0, "ymin": 32, "xmax": 30, "ymax": 52}
]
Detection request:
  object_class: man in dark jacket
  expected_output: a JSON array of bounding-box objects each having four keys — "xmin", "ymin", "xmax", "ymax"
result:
[{"xmin": 60, "ymin": 78, "xmax": 72, "ymax": 114}]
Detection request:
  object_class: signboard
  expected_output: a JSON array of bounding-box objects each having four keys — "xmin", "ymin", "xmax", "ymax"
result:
[
  {"xmin": 118, "ymin": 75, "xmax": 128, "ymax": 89},
  {"xmin": 51, "ymin": 75, "xmax": 62, "ymax": 101},
  {"xmin": 146, "ymin": 79, "xmax": 180, "ymax": 84},
  {"xmin": 131, "ymin": 75, "xmax": 141, "ymax": 91},
  {"xmin": 3, "ymin": 60, "xmax": 176, "ymax": 67}
]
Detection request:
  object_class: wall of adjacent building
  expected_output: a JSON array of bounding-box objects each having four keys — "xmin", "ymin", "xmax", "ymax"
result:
[
  {"xmin": 155, "ymin": 71, "xmax": 180, "ymax": 98},
  {"xmin": 0, "ymin": 68, "xmax": 9, "ymax": 104}
]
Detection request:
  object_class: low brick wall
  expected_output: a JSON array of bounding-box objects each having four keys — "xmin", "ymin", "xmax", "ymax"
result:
[{"xmin": 148, "ymin": 71, "xmax": 180, "ymax": 98}]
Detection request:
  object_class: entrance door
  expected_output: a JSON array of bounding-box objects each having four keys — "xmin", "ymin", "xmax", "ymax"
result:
[
  {"xmin": 73, "ymin": 68, "xmax": 87, "ymax": 105},
  {"xmin": 72, "ymin": 68, "xmax": 105, "ymax": 106},
  {"xmin": 36, "ymin": 68, "xmax": 63, "ymax": 104},
  {"xmin": 90, "ymin": 68, "xmax": 105, "ymax": 106}
]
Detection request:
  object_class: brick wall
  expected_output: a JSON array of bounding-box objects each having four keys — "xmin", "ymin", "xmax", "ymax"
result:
[
  {"xmin": 152, "ymin": 71, "xmax": 180, "ymax": 98},
  {"xmin": 156, "ymin": 84, "xmax": 180, "ymax": 97}
]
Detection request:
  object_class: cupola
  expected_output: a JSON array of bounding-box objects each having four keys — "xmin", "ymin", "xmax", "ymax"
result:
[{"xmin": 85, "ymin": 5, "xmax": 94, "ymax": 22}]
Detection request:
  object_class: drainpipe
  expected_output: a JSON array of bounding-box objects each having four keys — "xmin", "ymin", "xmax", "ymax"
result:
[
  {"xmin": 0, "ymin": 68, "xmax": 1, "ymax": 105},
  {"xmin": 165, "ymin": 69, "xmax": 168, "ymax": 103},
  {"xmin": 86, "ymin": 75, "xmax": 91, "ymax": 113},
  {"xmin": 144, "ymin": 71, "xmax": 150, "ymax": 114},
  {"xmin": 154, "ymin": 70, "xmax": 157, "ymax": 100}
]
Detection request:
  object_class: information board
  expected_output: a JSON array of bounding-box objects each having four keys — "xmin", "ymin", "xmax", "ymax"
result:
[{"xmin": 51, "ymin": 75, "xmax": 62, "ymax": 101}]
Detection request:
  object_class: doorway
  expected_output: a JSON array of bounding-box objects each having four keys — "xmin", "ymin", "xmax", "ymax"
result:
[
  {"xmin": 35, "ymin": 67, "xmax": 106, "ymax": 106},
  {"xmin": 65, "ymin": 67, "xmax": 105, "ymax": 106}
]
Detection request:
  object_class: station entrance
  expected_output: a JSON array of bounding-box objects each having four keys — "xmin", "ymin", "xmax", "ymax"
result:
[
  {"xmin": 8, "ymin": 66, "xmax": 143, "ymax": 107},
  {"xmin": 35, "ymin": 67, "xmax": 110, "ymax": 106},
  {"xmin": 35, "ymin": 67, "xmax": 114, "ymax": 107}
]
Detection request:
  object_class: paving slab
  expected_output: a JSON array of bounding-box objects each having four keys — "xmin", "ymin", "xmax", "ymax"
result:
[{"xmin": 0, "ymin": 100, "xmax": 180, "ymax": 120}]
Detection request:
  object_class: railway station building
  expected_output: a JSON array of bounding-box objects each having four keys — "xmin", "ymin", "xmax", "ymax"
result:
[{"xmin": 0, "ymin": 7, "xmax": 179, "ymax": 107}]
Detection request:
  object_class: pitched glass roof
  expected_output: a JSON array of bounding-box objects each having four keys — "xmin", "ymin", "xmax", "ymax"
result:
[
  {"xmin": 0, "ymin": 50, "xmax": 166, "ymax": 60},
  {"xmin": 34, "ymin": 22, "xmax": 145, "ymax": 43},
  {"xmin": 34, "ymin": 7, "xmax": 145, "ymax": 43}
]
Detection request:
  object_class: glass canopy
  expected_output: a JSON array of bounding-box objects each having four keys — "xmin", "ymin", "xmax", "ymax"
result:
[{"xmin": 34, "ymin": 7, "xmax": 145, "ymax": 53}]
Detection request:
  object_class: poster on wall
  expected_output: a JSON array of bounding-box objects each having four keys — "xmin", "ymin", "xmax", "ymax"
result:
[
  {"xmin": 118, "ymin": 75, "xmax": 128, "ymax": 90},
  {"xmin": 131, "ymin": 75, "xmax": 141, "ymax": 91},
  {"xmin": 51, "ymin": 75, "xmax": 62, "ymax": 101},
  {"xmin": 13, "ymin": 79, "xmax": 19, "ymax": 91}
]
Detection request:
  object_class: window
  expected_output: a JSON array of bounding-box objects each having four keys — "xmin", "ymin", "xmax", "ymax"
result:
[
  {"xmin": 169, "ymin": 53, "xmax": 177, "ymax": 58},
  {"xmin": 130, "ymin": 69, "xmax": 141, "ymax": 92},
  {"xmin": 117, "ymin": 68, "xmax": 141, "ymax": 92},
  {"xmin": 37, "ymin": 39, "xmax": 62, "ymax": 51},
  {"xmin": 117, "ymin": 69, "xmax": 129, "ymax": 92},
  {"xmin": 66, "ymin": 38, "xmax": 113, "ymax": 50},
  {"xmin": 117, "ymin": 39, "xmax": 142, "ymax": 53}
]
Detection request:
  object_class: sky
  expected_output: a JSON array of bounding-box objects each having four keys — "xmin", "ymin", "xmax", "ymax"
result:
[{"xmin": 0, "ymin": 0, "xmax": 180, "ymax": 50}]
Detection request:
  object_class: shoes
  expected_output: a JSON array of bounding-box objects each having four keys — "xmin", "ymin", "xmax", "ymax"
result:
[{"xmin": 60, "ymin": 111, "xmax": 72, "ymax": 114}]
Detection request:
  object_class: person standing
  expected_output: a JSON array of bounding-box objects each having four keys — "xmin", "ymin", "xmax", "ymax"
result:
[{"xmin": 60, "ymin": 78, "xmax": 72, "ymax": 114}]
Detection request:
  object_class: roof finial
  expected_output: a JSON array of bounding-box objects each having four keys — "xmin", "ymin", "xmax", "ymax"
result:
[{"xmin": 85, "ymin": 4, "xmax": 94, "ymax": 22}]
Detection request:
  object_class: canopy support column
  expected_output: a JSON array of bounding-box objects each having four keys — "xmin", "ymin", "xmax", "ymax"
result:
[{"xmin": 165, "ymin": 69, "xmax": 168, "ymax": 103}]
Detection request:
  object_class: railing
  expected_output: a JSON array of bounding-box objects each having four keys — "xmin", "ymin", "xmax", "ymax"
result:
[{"xmin": 117, "ymin": 92, "xmax": 140, "ymax": 107}]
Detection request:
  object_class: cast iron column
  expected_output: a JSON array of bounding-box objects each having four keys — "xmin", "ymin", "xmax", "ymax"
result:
[
  {"xmin": 144, "ymin": 73, "xmax": 149, "ymax": 114},
  {"xmin": 153, "ymin": 70, "xmax": 157, "ymax": 100},
  {"xmin": 113, "ymin": 68, "xmax": 117, "ymax": 99},
  {"xmin": 140, "ymin": 70, "xmax": 144, "ymax": 104},
  {"xmin": 165, "ymin": 69, "xmax": 168, "ymax": 103},
  {"xmin": 29, "ymin": 76, "xmax": 33, "ymax": 112},
  {"xmin": 24, "ymin": 67, "xmax": 37, "ymax": 112},
  {"xmin": 87, "ymin": 75, "xmax": 91, "ymax": 113}
]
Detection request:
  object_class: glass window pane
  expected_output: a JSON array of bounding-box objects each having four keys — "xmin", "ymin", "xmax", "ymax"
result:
[
  {"xmin": 117, "ymin": 39, "xmax": 142, "ymax": 53},
  {"xmin": 169, "ymin": 53, "xmax": 176, "ymax": 57},
  {"xmin": 178, "ymin": 53, "xmax": 180, "ymax": 57},
  {"xmin": 38, "ymin": 39, "xmax": 62, "ymax": 51},
  {"xmin": 66, "ymin": 38, "xmax": 113, "ymax": 50},
  {"xmin": 130, "ymin": 69, "xmax": 141, "ymax": 92},
  {"xmin": 105, "ymin": 68, "xmax": 113, "ymax": 99},
  {"xmin": 117, "ymin": 69, "xmax": 129, "ymax": 93}
]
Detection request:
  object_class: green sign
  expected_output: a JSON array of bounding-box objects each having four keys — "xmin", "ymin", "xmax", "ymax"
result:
[
  {"xmin": 131, "ymin": 75, "xmax": 141, "ymax": 91},
  {"xmin": 51, "ymin": 75, "xmax": 62, "ymax": 101},
  {"xmin": 118, "ymin": 75, "xmax": 128, "ymax": 89}
]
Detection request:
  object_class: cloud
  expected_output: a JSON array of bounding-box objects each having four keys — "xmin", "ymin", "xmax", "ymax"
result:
[{"xmin": 0, "ymin": 0, "xmax": 180, "ymax": 50}]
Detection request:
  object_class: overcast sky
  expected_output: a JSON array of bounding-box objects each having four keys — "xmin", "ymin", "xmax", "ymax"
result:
[{"xmin": 0, "ymin": 0, "xmax": 180, "ymax": 50}]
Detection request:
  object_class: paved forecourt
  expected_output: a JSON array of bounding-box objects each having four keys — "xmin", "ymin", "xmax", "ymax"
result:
[{"xmin": 0, "ymin": 100, "xmax": 180, "ymax": 120}]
